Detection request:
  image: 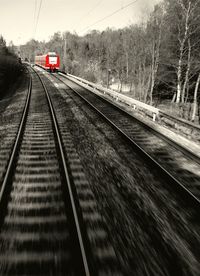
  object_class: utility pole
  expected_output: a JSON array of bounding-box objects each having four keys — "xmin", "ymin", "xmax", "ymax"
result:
[
  {"xmin": 63, "ymin": 34, "xmax": 67, "ymax": 72},
  {"xmin": 107, "ymin": 69, "xmax": 111, "ymax": 89},
  {"xmin": 17, "ymin": 37, "xmax": 21, "ymax": 59}
]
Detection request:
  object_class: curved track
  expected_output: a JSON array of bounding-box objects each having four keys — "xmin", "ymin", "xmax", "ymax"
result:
[
  {"xmin": 2, "ymin": 65, "xmax": 199, "ymax": 275},
  {"xmin": 0, "ymin": 71, "xmax": 29, "ymax": 190},
  {"xmin": 0, "ymin": 68, "xmax": 122, "ymax": 275},
  {"xmin": 29, "ymin": 67, "xmax": 200, "ymax": 275},
  {"xmin": 51, "ymin": 72, "xmax": 200, "ymax": 208}
]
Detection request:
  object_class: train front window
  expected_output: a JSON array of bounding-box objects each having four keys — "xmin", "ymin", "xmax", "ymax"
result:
[{"xmin": 48, "ymin": 52, "xmax": 57, "ymax": 57}]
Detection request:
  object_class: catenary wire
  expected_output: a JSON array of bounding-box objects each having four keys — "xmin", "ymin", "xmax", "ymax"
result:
[
  {"xmin": 79, "ymin": 0, "xmax": 140, "ymax": 33},
  {"xmin": 75, "ymin": 0, "xmax": 104, "ymax": 29},
  {"xmin": 32, "ymin": 0, "xmax": 38, "ymax": 37},
  {"xmin": 33, "ymin": 0, "xmax": 43, "ymax": 38}
]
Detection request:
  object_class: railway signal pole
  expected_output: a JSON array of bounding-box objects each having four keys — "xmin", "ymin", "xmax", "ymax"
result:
[
  {"xmin": 63, "ymin": 35, "xmax": 67, "ymax": 72},
  {"xmin": 107, "ymin": 69, "xmax": 111, "ymax": 88}
]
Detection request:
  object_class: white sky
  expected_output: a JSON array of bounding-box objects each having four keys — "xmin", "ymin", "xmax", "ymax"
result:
[{"xmin": 0, "ymin": 0, "xmax": 161, "ymax": 45}]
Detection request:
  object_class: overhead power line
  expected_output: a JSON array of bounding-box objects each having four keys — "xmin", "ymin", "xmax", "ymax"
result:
[
  {"xmin": 33, "ymin": 0, "xmax": 43, "ymax": 39},
  {"xmin": 77, "ymin": 0, "xmax": 104, "ymax": 27},
  {"xmin": 33, "ymin": 0, "xmax": 37, "ymax": 26},
  {"xmin": 80, "ymin": 0, "xmax": 140, "ymax": 33},
  {"xmin": 32, "ymin": 0, "xmax": 37, "ymax": 37}
]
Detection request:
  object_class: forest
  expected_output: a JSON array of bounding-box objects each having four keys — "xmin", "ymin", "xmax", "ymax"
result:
[
  {"xmin": 0, "ymin": 36, "xmax": 23, "ymax": 99},
  {"xmin": 18, "ymin": 0, "xmax": 200, "ymax": 123}
]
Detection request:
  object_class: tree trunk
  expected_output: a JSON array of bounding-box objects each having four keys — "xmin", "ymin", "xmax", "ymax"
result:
[
  {"xmin": 126, "ymin": 52, "xmax": 129, "ymax": 81},
  {"xmin": 149, "ymin": 41, "xmax": 155, "ymax": 105},
  {"xmin": 176, "ymin": 56, "xmax": 183, "ymax": 103},
  {"xmin": 176, "ymin": 1, "xmax": 191, "ymax": 103},
  {"xmin": 129, "ymin": 81, "xmax": 133, "ymax": 93},
  {"xmin": 119, "ymin": 81, "xmax": 123, "ymax": 92},
  {"xmin": 181, "ymin": 38, "xmax": 191, "ymax": 103},
  {"xmin": 142, "ymin": 62, "xmax": 146, "ymax": 101},
  {"xmin": 138, "ymin": 64, "xmax": 142, "ymax": 101},
  {"xmin": 150, "ymin": 72, "xmax": 155, "ymax": 105},
  {"xmin": 185, "ymin": 83, "xmax": 189, "ymax": 103},
  {"xmin": 171, "ymin": 91, "xmax": 176, "ymax": 103},
  {"xmin": 191, "ymin": 72, "xmax": 200, "ymax": 122},
  {"xmin": 63, "ymin": 36, "xmax": 67, "ymax": 72},
  {"xmin": 198, "ymin": 103, "xmax": 200, "ymax": 124},
  {"xmin": 145, "ymin": 71, "xmax": 151, "ymax": 103},
  {"xmin": 149, "ymin": 12, "xmax": 162, "ymax": 105}
]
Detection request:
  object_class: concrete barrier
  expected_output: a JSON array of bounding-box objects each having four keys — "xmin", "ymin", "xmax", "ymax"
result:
[{"xmin": 64, "ymin": 73, "xmax": 159, "ymax": 121}]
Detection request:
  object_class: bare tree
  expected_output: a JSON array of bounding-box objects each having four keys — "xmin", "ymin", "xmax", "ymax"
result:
[
  {"xmin": 176, "ymin": 0, "xmax": 191, "ymax": 103},
  {"xmin": 148, "ymin": 4, "xmax": 164, "ymax": 105},
  {"xmin": 191, "ymin": 72, "xmax": 200, "ymax": 121}
]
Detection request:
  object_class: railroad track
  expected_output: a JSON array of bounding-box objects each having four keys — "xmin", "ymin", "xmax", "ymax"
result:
[
  {"xmin": 0, "ymin": 68, "xmax": 121, "ymax": 275},
  {"xmin": 0, "ymin": 70, "xmax": 29, "ymax": 192},
  {"xmin": 32, "ymin": 67, "xmax": 200, "ymax": 275},
  {"xmin": 47, "ymin": 71, "xmax": 200, "ymax": 208}
]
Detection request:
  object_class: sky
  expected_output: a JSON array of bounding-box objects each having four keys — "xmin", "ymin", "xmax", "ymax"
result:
[{"xmin": 0, "ymin": 0, "xmax": 161, "ymax": 45}]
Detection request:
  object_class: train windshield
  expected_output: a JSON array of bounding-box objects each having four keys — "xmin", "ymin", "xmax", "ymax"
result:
[{"xmin": 48, "ymin": 52, "xmax": 57, "ymax": 57}]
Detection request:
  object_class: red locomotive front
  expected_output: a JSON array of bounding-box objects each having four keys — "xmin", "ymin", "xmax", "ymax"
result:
[{"xmin": 35, "ymin": 52, "xmax": 60, "ymax": 72}]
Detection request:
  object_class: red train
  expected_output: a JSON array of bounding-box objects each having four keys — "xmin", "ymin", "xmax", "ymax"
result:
[{"xmin": 35, "ymin": 52, "xmax": 60, "ymax": 72}]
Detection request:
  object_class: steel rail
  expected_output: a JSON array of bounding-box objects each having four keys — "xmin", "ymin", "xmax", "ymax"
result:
[
  {"xmin": 33, "ymin": 68, "xmax": 92, "ymax": 276},
  {"xmin": 60, "ymin": 72, "xmax": 200, "ymax": 133},
  {"xmin": 58, "ymin": 72, "xmax": 200, "ymax": 165},
  {"xmin": 0, "ymin": 69, "xmax": 32, "ymax": 223},
  {"xmin": 53, "ymin": 73, "xmax": 200, "ymax": 208}
]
